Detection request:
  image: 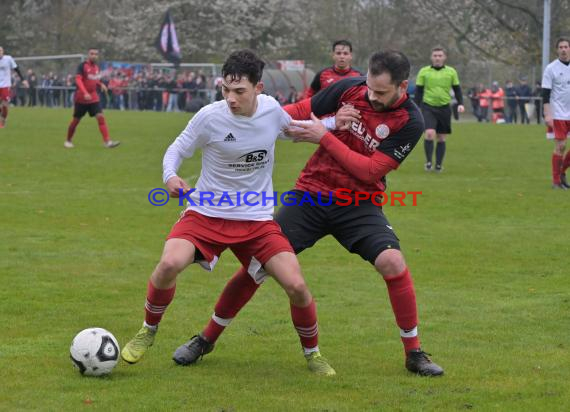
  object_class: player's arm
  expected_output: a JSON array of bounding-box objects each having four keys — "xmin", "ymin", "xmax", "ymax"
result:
[
  {"xmin": 542, "ymin": 88, "xmax": 552, "ymax": 127},
  {"xmin": 451, "ymin": 68, "xmax": 464, "ymax": 112},
  {"xmin": 13, "ymin": 66, "xmax": 25, "ymax": 82},
  {"xmin": 284, "ymin": 77, "xmax": 363, "ymax": 120},
  {"xmin": 163, "ymin": 108, "xmax": 209, "ymax": 197},
  {"xmin": 75, "ymin": 63, "xmax": 90, "ymax": 100},
  {"xmin": 290, "ymin": 110, "xmax": 423, "ymax": 183},
  {"xmin": 413, "ymin": 68, "xmax": 425, "ymax": 105},
  {"xmin": 541, "ymin": 67, "xmax": 554, "ymax": 126}
]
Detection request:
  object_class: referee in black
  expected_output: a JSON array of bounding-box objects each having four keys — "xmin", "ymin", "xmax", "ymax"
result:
[{"xmin": 414, "ymin": 47, "xmax": 464, "ymax": 172}]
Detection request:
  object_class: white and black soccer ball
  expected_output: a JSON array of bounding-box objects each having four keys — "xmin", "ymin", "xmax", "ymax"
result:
[{"xmin": 70, "ymin": 328, "xmax": 120, "ymax": 376}]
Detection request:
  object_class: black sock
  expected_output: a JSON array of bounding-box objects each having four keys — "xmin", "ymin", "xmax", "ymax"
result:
[
  {"xmin": 436, "ymin": 142, "xmax": 446, "ymax": 166},
  {"xmin": 424, "ymin": 140, "xmax": 434, "ymax": 163}
]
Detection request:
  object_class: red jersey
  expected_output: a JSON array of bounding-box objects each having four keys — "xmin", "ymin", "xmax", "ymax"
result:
[
  {"xmin": 293, "ymin": 77, "xmax": 424, "ymax": 196},
  {"xmin": 305, "ymin": 66, "xmax": 362, "ymax": 98},
  {"xmin": 75, "ymin": 60, "xmax": 101, "ymax": 104}
]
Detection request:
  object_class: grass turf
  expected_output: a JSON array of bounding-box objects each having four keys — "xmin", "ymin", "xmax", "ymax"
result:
[{"xmin": 0, "ymin": 107, "xmax": 568, "ymax": 411}]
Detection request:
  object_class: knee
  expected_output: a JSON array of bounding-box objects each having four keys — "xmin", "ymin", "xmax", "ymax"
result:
[
  {"xmin": 425, "ymin": 130, "xmax": 435, "ymax": 140},
  {"xmin": 374, "ymin": 249, "xmax": 406, "ymax": 277},
  {"xmin": 155, "ymin": 256, "xmax": 185, "ymax": 279}
]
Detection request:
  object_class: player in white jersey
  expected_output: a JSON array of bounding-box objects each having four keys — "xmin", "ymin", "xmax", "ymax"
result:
[
  {"xmin": 542, "ymin": 37, "xmax": 570, "ymax": 189},
  {"xmin": 0, "ymin": 46, "xmax": 26, "ymax": 128},
  {"xmin": 121, "ymin": 50, "xmax": 336, "ymax": 376}
]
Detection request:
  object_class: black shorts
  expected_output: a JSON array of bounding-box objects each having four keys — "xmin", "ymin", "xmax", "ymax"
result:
[
  {"xmin": 73, "ymin": 102, "xmax": 102, "ymax": 119},
  {"xmin": 422, "ymin": 103, "xmax": 452, "ymax": 134},
  {"xmin": 275, "ymin": 190, "xmax": 400, "ymax": 265}
]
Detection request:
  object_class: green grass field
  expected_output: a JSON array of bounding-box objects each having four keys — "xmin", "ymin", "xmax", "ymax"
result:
[{"xmin": 1, "ymin": 107, "xmax": 568, "ymax": 411}]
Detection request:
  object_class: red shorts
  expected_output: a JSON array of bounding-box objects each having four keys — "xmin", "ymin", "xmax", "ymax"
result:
[
  {"xmin": 552, "ymin": 120, "xmax": 570, "ymax": 141},
  {"xmin": 0, "ymin": 87, "xmax": 11, "ymax": 102},
  {"xmin": 167, "ymin": 210, "xmax": 294, "ymax": 283}
]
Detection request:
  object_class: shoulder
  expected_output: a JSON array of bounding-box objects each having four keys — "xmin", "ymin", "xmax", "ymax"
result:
[
  {"xmin": 418, "ymin": 66, "xmax": 431, "ymax": 74},
  {"xmin": 258, "ymin": 93, "xmax": 281, "ymax": 109},
  {"xmin": 192, "ymin": 101, "xmax": 224, "ymax": 123}
]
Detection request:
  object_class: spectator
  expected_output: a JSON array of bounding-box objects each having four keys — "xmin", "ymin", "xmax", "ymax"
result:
[
  {"xmin": 504, "ymin": 80, "xmax": 518, "ymax": 124},
  {"xmin": 490, "ymin": 81, "xmax": 505, "ymax": 123},
  {"xmin": 517, "ymin": 77, "xmax": 531, "ymax": 124},
  {"xmin": 27, "ymin": 69, "xmax": 37, "ymax": 106},
  {"xmin": 478, "ymin": 83, "xmax": 491, "ymax": 122},
  {"xmin": 467, "ymin": 85, "xmax": 480, "ymax": 120}
]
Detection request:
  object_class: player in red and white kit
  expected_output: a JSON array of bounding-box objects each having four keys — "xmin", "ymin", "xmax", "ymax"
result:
[
  {"xmin": 183, "ymin": 50, "xmax": 444, "ymax": 377},
  {"xmin": 304, "ymin": 40, "xmax": 362, "ymax": 99},
  {"xmin": 121, "ymin": 50, "xmax": 336, "ymax": 376},
  {"xmin": 64, "ymin": 48, "xmax": 119, "ymax": 148},
  {"xmin": 542, "ymin": 37, "xmax": 570, "ymax": 189},
  {"xmin": 0, "ymin": 46, "xmax": 26, "ymax": 128}
]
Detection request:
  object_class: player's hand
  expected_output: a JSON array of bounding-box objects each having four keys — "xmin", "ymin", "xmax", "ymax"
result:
[
  {"xmin": 166, "ymin": 176, "xmax": 191, "ymax": 198},
  {"xmin": 100, "ymin": 83, "xmax": 108, "ymax": 93},
  {"xmin": 84, "ymin": 93, "xmax": 92, "ymax": 101},
  {"xmin": 336, "ymin": 104, "xmax": 360, "ymax": 130},
  {"xmin": 22, "ymin": 80, "xmax": 29, "ymax": 88},
  {"xmin": 457, "ymin": 105, "xmax": 465, "ymax": 113},
  {"xmin": 287, "ymin": 113, "xmax": 328, "ymax": 144},
  {"xmin": 545, "ymin": 115, "xmax": 553, "ymax": 128}
]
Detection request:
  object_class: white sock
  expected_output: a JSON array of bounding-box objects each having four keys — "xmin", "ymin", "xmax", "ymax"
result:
[
  {"xmin": 303, "ymin": 345, "xmax": 319, "ymax": 356},
  {"xmin": 143, "ymin": 321, "xmax": 158, "ymax": 331}
]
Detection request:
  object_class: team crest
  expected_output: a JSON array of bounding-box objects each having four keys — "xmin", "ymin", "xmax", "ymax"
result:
[{"xmin": 375, "ymin": 124, "xmax": 390, "ymax": 139}]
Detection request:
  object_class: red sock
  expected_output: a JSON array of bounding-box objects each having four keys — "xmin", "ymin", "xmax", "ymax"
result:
[
  {"xmin": 291, "ymin": 299, "xmax": 318, "ymax": 350},
  {"xmin": 97, "ymin": 115, "xmax": 110, "ymax": 142},
  {"xmin": 67, "ymin": 118, "xmax": 80, "ymax": 141},
  {"xmin": 144, "ymin": 280, "xmax": 176, "ymax": 326},
  {"xmin": 1, "ymin": 105, "xmax": 7, "ymax": 119},
  {"xmin": 562, "ymin": 151, "xmax": 570, "ymax": 174},
  {"xmin": 384, "ymin": 267, "xmax": 420, "ymax": 353},
  {"xmin": 552, "ymin": 154, "xmax": 563, "ymax": 184},
  {"xmin": 202, "ymin": 266, "xmax": 259, "ymax": 343}
]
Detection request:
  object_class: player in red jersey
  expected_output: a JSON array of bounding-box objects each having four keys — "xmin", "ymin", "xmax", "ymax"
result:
[
  {"xmin": 179, "ymin": 50, "xmax": 444, "ymax": 376},
  {"xmin": 304, "ymin": 40, "xmax": 362, "ymax": 99},
  {"xmin": 64, "ymin": 48, "xmax": 119, "ymax": 149}
]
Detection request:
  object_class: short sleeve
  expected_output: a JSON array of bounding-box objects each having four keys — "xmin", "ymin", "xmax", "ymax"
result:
[
  {"xmin": 415, "ymin": 68, "xmax": 426, "ymax": 86},
  {"xmin": 451, "ymin": 68, "xmax": 460, "ymax": 86},
  {"xmin": 542, "ymin": 66, "xmax": 553, "ymax": 89}
]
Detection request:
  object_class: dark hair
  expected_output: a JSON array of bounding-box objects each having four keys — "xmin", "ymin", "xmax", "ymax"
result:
[
  {"xmin": 222, "ymin": 49, "xmax": 265, "ymax": 85},
  {"xmin": 368, "ymin": 50, "xmax": 410, "ymax": 85},
  {"xmin": 88, "ymin": 47, "xmax": 99, "ymax": 51},
  {"xmin": 332, "ymin": 40, "xmax": 353, "ymax": 52},
  {"xmin": 431, "ymin": 46, "xmax": 446, "ymax": 54},
  {"xmin": 556, "ymin": 37, "xmax": 570, "ymax": 48}
]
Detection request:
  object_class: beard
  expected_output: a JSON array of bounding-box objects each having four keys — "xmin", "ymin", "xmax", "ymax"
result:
[{"xmin": 370, "ymin": 93, "xmax": 400, "ymax": 112}]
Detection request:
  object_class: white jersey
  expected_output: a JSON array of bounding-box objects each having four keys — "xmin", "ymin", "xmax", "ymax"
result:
[
  {"xmin": 542, "ymin": 59, "xmax": 570, "ymax": 120},
  {"xmin": 0, "ymin": 55, "xmax": 17, "ymax": 88},
  {"xmin": 163, "ymin": 94, "xmax": 291, "ymax": 221}
]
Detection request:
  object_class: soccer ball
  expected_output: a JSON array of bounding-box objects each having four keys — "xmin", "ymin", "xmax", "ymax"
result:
[{"xmin": 70, "ymin": 328, "xmax": 120, "ymax": 376}]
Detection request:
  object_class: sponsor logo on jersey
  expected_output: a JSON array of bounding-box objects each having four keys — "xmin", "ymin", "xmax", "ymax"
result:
[
  {"xmin": 224, "ymin": 132, "xmax": 236, "ymax": 142},
  {"xmin": 238, "ymin": 150, "xmax": 267, "ymax": 162},
  {"xmin": 394, "ymin": 143, "xmax": 412, "ymax": 160},
  {"xmin": 350, "ymin": 121, "xmax": 380, "ymax": 151},
  {"xmin": 375, "ymin": 124, "xmax": 390, "ymax": 139}
]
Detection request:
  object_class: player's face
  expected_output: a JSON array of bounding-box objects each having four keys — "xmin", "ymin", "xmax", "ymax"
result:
[
  {"xmin": 366, "ymin": 72, "xmax": 408, "ymax": 112},
  {"xmin": 557, "ymin": 41, "xmax": 570, "ymax": 62},
  {"xmin": 332, "ymin": 45, "xmax": 352, "ymax": 70},
  {"xmin": 88, "ymin": 49, "xmax": 99, "ymax": 63},
  {"xmin": 0, "ymin": 47, "xmax": 4, "ymax": 58},
  {"xmin": 430, "ymin": 51, "xmax": 446, "ymax": 67},
  {"xmin": 222, "ymin": 75, "xmax": 263, "ymax": 117}
]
